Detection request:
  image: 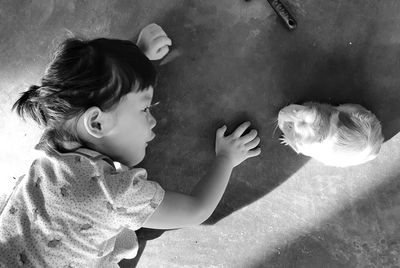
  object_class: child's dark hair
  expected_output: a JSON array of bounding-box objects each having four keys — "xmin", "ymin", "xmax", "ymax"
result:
[{"xmin": 12, "ymin": 38, "xmax": 156, "ymax": 151}]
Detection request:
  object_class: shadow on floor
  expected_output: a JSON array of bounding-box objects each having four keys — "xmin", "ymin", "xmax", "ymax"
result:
[
  {"xmin": 144, "ymin": 0, "xmax": 400, "ymax": 225},
  {"xmin": 118, "ymin": 228, "xmax": 167, "ymax": 268},
  {"xmin": 142, "ymin": 0, "xmax": 310, "ymax": 225},
  {"xmin": 122, "ymin": 0, "xmax": 400, "ymax": 265}
]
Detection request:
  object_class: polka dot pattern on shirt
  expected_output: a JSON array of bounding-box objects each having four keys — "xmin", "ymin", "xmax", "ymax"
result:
[{"xmin": 0, "ymin": 146, "xmax": 165, "ymax": 267}]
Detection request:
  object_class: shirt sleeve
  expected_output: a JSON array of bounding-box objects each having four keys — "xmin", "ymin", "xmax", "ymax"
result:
[{"xmin": 103, "ymin": 166, "xmax": 165, "ymax": 231}]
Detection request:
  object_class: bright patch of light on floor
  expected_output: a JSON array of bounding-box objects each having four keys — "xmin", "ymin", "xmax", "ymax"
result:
[{"xmin": 0, "ymin": 112, "xmax": 42, "ymax": 211}]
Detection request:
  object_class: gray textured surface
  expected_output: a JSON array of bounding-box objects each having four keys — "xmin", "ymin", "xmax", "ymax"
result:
[{"xmin": 1, "ymin": 0, "xmax": 400, "ymax": 267}]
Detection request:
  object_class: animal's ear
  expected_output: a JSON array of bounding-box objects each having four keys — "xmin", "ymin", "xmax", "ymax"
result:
[
  {"xmin": 278, "ymin": 104, "xmax": 307, "ymax": 122},
  {"xmin": 298, "ymin": 107, "xmax": 317, "ymax": 123}
]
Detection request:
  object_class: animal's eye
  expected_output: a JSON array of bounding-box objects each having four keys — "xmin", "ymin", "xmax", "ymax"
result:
[{"xmin": 286, "ymin": 122, "xmax": 294, "ymax": 129}]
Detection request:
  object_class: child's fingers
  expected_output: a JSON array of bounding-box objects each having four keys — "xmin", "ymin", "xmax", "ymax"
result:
[
  {"xmin": 232, "ymin": 121, "xmax": 251, "ymax": 138},
  {"xmin": 149, "ymin": 25, "xmax": 167, "ymax": 38},
  {"xmin": 139, "ymin": 23, "xmax": 159, "ymax": 37},
  {"xmin": 153, "ymin": 35, "xmax": 172, "ymax": 49},
  {"xmin": 139, "ymin": 24, "xmax": 153, "ymax": 34},
  {"xmin": 156, "ymin": 46, "xmax": 170, "ymax": 59},
  {"xmin": 245, "ymin": 137, "xmax": 261, "ymax": 150},
  {"xmin": 142, "ymin": 23, "xmax": 157, "ymax": 28},
  {"xmin": 246, "ymin": 148, "xmax": 261, "ymax": 158},
  {"xmin": 145, "ymin": 23, "xmax": 162, "ymax": 32},
  {"xmin": 216, "ymin": 125, "xmax": 227, "ymax": 138},
  {"xmin": 239, "ymin": 129, "xmax": 257, "ymax": 144}
]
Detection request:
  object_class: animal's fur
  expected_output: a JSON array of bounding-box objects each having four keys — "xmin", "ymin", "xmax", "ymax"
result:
[{"xmin": 277, "ymin": 102, "xmax": 384, "ymax": 167}]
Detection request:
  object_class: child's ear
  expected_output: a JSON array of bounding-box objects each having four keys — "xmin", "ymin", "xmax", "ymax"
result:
[{"xmin": 82, "ymin": 107, "xmax": 114, "ymax": 139}]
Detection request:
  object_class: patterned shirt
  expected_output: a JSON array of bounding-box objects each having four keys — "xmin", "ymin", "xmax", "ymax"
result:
[{"xmin": 0, "ymin": 142, "xmax": 165, "ymax": 267}]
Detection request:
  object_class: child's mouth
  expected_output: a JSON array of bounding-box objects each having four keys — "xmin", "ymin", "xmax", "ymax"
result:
[{"xmin": 146, "ymin": 132, "xmax": 156, "ymax": 146}]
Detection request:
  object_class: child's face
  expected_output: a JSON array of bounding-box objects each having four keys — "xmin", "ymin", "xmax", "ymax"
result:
[{"xmin": 104, "ymin": 86, "xmax": 156, "ymax": 167}]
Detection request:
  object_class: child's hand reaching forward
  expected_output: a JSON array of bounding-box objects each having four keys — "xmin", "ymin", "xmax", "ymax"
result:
[
  {"xmin": 143, "ymin": 121, "xmax": 261, "ymax": 229},
  {"xmin": 137, "ymin": 23, "xmax": 172, "ymax": 60},
  {"xmin": 215, "ymin": 121, "xmax": 261, "ymax": 167}
]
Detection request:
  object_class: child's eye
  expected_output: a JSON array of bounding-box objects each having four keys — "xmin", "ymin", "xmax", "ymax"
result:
[{"xmin": 142, "ymin": 101, "xmax": 160, "ymax": 113}]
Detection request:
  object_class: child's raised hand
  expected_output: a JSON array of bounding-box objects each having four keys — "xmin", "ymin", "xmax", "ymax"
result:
[
  {"xmin": 137, "ymin": 23, "xmax": 172, "ymax": 61},
  {"xmin": 215, "ymin": 121, "xmax": 261, "ymax": 167}
]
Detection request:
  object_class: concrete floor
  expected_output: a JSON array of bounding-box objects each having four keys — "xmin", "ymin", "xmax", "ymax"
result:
[{"xmin": 1, "ymin": 0, "xmax": 400, "ymax": 267}]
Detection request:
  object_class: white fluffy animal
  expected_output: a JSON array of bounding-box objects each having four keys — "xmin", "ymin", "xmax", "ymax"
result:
[{"xmin": 277, "ymin": 102, "xmax": 384, "ymax": 167}]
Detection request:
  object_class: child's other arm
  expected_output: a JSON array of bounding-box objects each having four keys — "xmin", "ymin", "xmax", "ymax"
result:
[
  {"xmin": 143, "ymin": 121, "xmax": 261, "ymax": 229},
  {"xmin": 136, "ymin": 23, "xmax": 172, "ymax": 60}
]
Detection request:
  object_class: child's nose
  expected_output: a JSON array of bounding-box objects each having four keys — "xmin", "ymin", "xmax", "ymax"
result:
[{"xmin": 148, "ymin": 113, "xmax": 156, "ymax": 129}]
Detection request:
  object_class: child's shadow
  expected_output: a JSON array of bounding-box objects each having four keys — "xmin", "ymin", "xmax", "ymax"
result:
[{"xmin": 118, "ymin": 228, "xmax": 164, "ymax": 268}]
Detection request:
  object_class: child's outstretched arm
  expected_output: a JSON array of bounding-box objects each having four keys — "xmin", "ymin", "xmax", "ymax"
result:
[
  {"xmin": 136, "ymin": 23, "xmax": 172, "ymax": 60},
  {"xmin": 143, "ymin": 121, "xmax": 261, "ymax": 229}
]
